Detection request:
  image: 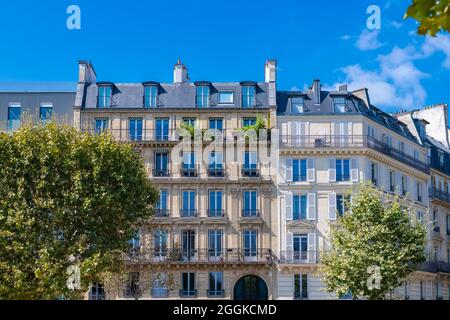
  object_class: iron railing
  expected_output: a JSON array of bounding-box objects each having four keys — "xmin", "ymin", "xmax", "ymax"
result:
[
  {"xmin": 207, "ymin": 289, "xmax": 225, "ymax": 298},
  {"xmin": 125, "ymin": 248, "xmax": 274, "ymax": 264},
  {"xmin": 207, "ymin": 209, "xmax": 226, "ymax": 217},
  {"xmin": 154, "ymin": 209, "xmax": 169, "ymax": 218},
  {"xmin": 179, "ymin": 289, "xmax": 197, "ymax": 298},
  {"xmin": 279, "ymin": 251, "xmax": 318, "ymax": 264},
  {"xmin": 279, "ymin": 135, "xmax": 429, "ymax": 173},
  {"xmin": 430, "ymin": 187, "xmax": 450, "ymax": 206},
  {"xmin": 241, "ymin": 209, "xmax": 260, "ymax": 218},
  {"xmin": 180, "ymin": 209, "xmax": 198, "ymax": 217},
  {"xmin": 207, "ymin": 167, "xmax": 225, "ymax": 177}
]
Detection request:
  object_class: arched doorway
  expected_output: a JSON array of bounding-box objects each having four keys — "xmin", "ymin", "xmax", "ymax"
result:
[{"xmin": 233, "ymin": 275, "xmax": 268, "ymax": 300}]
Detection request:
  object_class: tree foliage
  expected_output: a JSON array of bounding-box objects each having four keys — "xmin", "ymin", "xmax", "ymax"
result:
[
  {"xmin": 0, "ymin": 122, "xmax": 158, "ymax": 299},
  {"xmin": 321, "ymin": 183, "xmax": 426, "ymax": 300},
  {"xmin": 405, "ymin": 0, "xmax": 450, "ymax": 36}
]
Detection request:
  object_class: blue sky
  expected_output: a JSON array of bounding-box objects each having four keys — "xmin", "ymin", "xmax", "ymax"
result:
[{"xmin": 0, "ymin": 0, "xmax": 449, "ymax": 115}]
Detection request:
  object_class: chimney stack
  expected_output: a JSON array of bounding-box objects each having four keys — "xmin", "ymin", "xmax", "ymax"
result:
[
  {"xmin": 337, "ymin": 84, "xmax": 348, "ymax": 92},
  {"xmin": 312, "ymin": 80, "xmax": 321, "ymax": 105},
  {"xmin": 264, "ymin": 59, "xmax": 277, "ymax": 83},
  {"xmin": 174, "ymin": 59, "xmax": 189, "ymax": 84},
  {"xmin": 78, "ymin": 61, "xmax": 96, "ymax": 84}
]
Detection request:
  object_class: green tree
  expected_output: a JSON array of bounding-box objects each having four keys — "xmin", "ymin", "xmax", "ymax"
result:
[
  {"xmin": 0, "ymin": 122, "xmax": 158, "ymax": 299},
  {"xmin": 321, "ymin": 183, "xmax": 426, "ymax": 300},
  {"xmin": 405, "ymin": 0, "xmax": 450, "ymax": 36}
]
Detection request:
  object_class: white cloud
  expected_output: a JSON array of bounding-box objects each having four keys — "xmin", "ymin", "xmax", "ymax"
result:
[
  {"xmin": 421, "ymin": 34, "xmax": 450, "ymax": 69},
  {"xmin": 389, "ymin": 21, "xmax": 403, "ymax": 29},
  {"xmin": 340, "ymin": 34, "xmax": 352, "ymax": 41},
  {"xmin": 334, "ymin": 46, "xmax": 429, "ymax": 109},
  {"xmin": 356, "ymin": 30, "xmax": 385, "ymax": 51}
]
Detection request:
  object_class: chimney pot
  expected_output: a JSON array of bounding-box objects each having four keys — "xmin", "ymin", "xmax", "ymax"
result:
[
  {"xmin": 174, "ymin": 60, "xmax": 189, "ymax": 84},
  {"xmin": 264, "ymin": 59, "xmax": 277, "ymax": 83}
]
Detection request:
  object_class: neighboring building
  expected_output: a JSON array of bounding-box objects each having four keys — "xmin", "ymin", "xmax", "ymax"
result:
[
  {"xmin": 0, "ymin": 90, "xmax": 75, "ymax": 130},
  {"xmin": 75, "ymin": 60, "xmax": 279, "ymax": 300},
  {"xmin": 275, "ymin": 82, "xmax": 434, "ymax": 300},
  {"xmin": 397, "ymin": 104, "xmax": 450, "ymax": 300}
]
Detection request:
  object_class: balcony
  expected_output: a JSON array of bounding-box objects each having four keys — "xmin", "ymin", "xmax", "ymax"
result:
[
  {"xmin": 181, "ymin": 166, "xmax": 198, "ymax": 177},
  {"xmin": 241, "ymin": 165, "xmax": 260, "ymax": 177},
  {"xmin": 207, "ymin": 289, "xmax": 225, "ymax": 298},
  {"xmin": 154, "ymin": 208, "xmax": 169, "ymax": 218},
  {"xmin": 279, "ymin": 135, "xmax": 429, "ymax": 174},
  {"xmin": 207, "ymin": 167, "xmax": 225, "ymax": 177},
  {"xmin": 179, "ymin": 289, "xmax": 197, "ymax": 298},
  {"xmin": 207, "ymin": 209, "xmax": 225, "ymax": 217},
  {"xmin": 152, "ymin": 169, "xmax": 170, "ymax": 177},
  {"xmin": 82, "ymin": 128, "xmax": 180, "ymax": 143},
  {"xmin": 241, "ymin": 209, "xmax": 260, "ymax": 218},
  {"xmin": 180, "ymin": 209, "xmax": 198, "ymax": 218},
  {"xmin": 416, "ymin": 261, "xmax": 450, "ymax": 274},
  {"xmin": 429, "ymin": 187, "xmax": 450, "ymax": 206},
  {"xmin": 279, "ymin": 251, "xmax": 318, "ymax": 264},
  {"xmin": 89, "ymin": 292, "xmax": 106, "ymax": 300},
  {"xmin": 128, "ymin": 248, "xmax": 274, "ymax": 264}
]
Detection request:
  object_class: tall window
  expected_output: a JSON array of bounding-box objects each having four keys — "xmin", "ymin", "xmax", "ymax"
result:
[
  {"xmin": 154, "ymin": 152, "xmax": 168, "ymax": 176},
  {"xmin": 153, "ymin": 230, "xmax": 168, "ymax": 257},
  {"xmin": 208, "ymin": 230, "xmax": 222, "ymax": 260},
  {"xmin": 389, "ymin": 170, "xmax": 396, "ymax": 193},
  {"xmin": 209, "ymin": 118, "xmax": 223, "ymax": 131},
  {"xmin": 182, "ymin": 190, "xmax": 196, "ymax": 217},
  {"xmin": 155, "ymin": 118, "xmax": 169, "ymax": 141},
  {"xmin": 333, "ymin": 97, "xmax": 347, "ymax": 113},
  {"xmin": 438, "ymin": 150, "xmax": 445, "ymax": 167},
  {"xmin": 124, "ymin": 272, "xmax": 139, "ymax": 298},
  {"xmin": 129, "ymin": 118, "xmax": 143, "ymax": 141},
  {"xmin": 401, "ymin": 175, "xmax": 408, "ymax": 196},
  {"xmin": 371, "ymin": 162, "xmax": 378, "ymax": 186},
  {"xmin": 243, "ymin": 229, "xmax": 257, "ymax": 259},
  {"xmin": 182, "ymin": 230, "xmax": 196, "ymax": 261},
  {"xmin": 242, "ymin": 86, "xmax": 255, "ymax": 108},
  {"xmin": 336, "ymin": 159, "xmax": 350, "ymax": 182},
  {"xmin": 182, "ymin": 151, "xmax": 196, "ymax": 169},
  {"xmin": 144, "ymin": 85, "xmax": 158, "ymax": 108},
  {"xmin": 417, "ymin": 182, "xmax": 423, "ymax": 202},
  {"xmin": 209, "ymin": 190, "xmax": 223, "ymax": 217},
  {"xmin": 420, "ymin": 281, "xmax": 424, "ymax": 300},
  {"xmin": 336, "ymin": 194, "xmax": 350, "ymax": 217},
  {"xmin": 447, "ymin": 216, "xmax": 450, "ymax": 235},
  {"xmin": 181, "ymin": 272, "xmax": 196, "ymax": 297},
  {"xmin": 243, "ymin": 190, "xmax": 258, "ymax": 217},
  {"xmin": 293, "ymin": 234, "xmax": 308, "ymax": 261},
  {"xmin": 293, "ymin": 195, "xmax": 307, "ymax": 220},
  {"xmin": 7, "ymin": 104, "xmax": 21, "ymax": 131},
  {"xmin": 209, "ymin": 152, "xmax": 223, "ymax": 169},
  {"xmin": 294, "ymin": 274, "xmax": 308, "ymax": 299},
  {"xmin": 293, "ymin": 159, "xmax": 307, "ymax": 182},
  {"xmin": 156, "ymin": 190, "xmax": 168, "ymax": 216},
  {"xmin": 89, "ymin": 283, "xmax": 105, "ymax": 300},
  {"xmin": 196, "ymin": 85, "xmax": 210, "ymax": 108},
  {"xmin": 40, "ymin": 103, "xmax": 53, "ymax": 124},
  {"xmin": 244, "ymin": 151, "xmax": 257, "ymax": 169},
  {"xmin": 399, "ymin": 141, "xmax": 405, "ymax": 153},
  {"xmin": 97, "ymin": 86, "xmax": 112, "ymax": 108},
  {"xmin": 367, "ymin": 126, "xmax": 375, "ymax": 138},
  {"xmin": 94, "ymin": 118, "xmax": 108, "ymax": 134},
  {"xmin": 128, "ymin": 230, "xmax": 141, "ymax": 254},
  {"xmin": 291, "ymin": 97, "xmax": 305, "ymax": 113},
  {"xmin": 209, "ymin": 272, "xmax": 223, "ymax": 297}
]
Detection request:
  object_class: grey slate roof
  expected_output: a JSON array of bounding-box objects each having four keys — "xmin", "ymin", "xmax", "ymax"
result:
[
  {"xmin": 277, "ymin": 88, "xmax": 419, "ymax": 143},
  {"xmin": 82, "ymin": 82, "xmax": 270, "ymax": 109}
]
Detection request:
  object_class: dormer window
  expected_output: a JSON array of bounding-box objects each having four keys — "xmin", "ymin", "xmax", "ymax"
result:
[
  {"xmin": 218, "ymin": 91, "xmax": 234, "ymax": 105},
  {"xmin": 290, "ymin": 97, "xmax": 305, "ymax": 113},
  {"xmin": 144, "ymin": 84, "xmax": 158, "ymax": 108},
  {"xmin": 241, "ymin": 83, "xmax": 256, "ymax": 108},
  {"xmin": 195, "ymin": 84, "xmax": 210, "ymax": 108},
  {"xmin": 97, "ymin": 84, "xmax": 112, "ymax": 108},
  {"xmin": 333, "ymin": 97, "xmax": 347, "ymax": 113}
]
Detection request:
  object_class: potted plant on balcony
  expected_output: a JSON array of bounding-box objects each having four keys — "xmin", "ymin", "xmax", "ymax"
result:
[{"xmin": 239, "ymin": 113, "xmax": 272, "ymax": 141}]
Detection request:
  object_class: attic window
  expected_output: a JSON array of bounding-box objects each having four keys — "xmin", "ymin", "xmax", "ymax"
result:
[
  {"xmin": 290, "ymin": 97, "xmax": 305, "ymax": 113},
  {"xmin": 144, "ymin": 84, "xmax": 158, "ymax": 108},
  {"xmin": 97, "ymin": 85, "xmax": 112, "ymax": 108},
  {"xmin": 196, "ymin": 85, "xmax": 210, "ymax": 108},
  {"xmin": 333, "ymin": 97, "xmax": 347, "ymax": 113},
  {"xmin": 242, "ymin": 85, "xmax": 256, "ymax": 108}
]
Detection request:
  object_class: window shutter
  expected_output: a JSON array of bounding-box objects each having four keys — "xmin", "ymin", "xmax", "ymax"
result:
[
  {"xmin": 328, "ymin": 192, "xmax": 337, "ymax": 221},
  {"xmin": 281, "ymin": 123, "xmax": 288, "ymax": 144},
  {"xmin": 285, "ymin": 158, "xmax": 293, "ymax": 182},
  {"xmin": 351, "ymin": 158, "xmax": 359, "ymax": 182},
  {"xmin": 285, "ymin": 193, "xmax": 293, "ymax": 220},
  {"xmin": 329, "ymin": 158, "xmax": 336, "ymax": 182},
  {"xmin": 307, "ymin": 193, "xmax": 316, "ymax": 220},
  {"xmin": 286, "ymin": 232, "xmax": 293, "ymax": 261},
  {"xmin": 307, "ymin": 158, "xmax": 315, "ymax": 182},
  {"xmin": 396, "ymin": 172, "xmax": 402, "ymax": 194},
  {"xmin": 348, "ymin": 122, "xmax": 353, "ymax": 137},
  {"xmin": 307, "ymin": 233, "xmax": 316, "ymax": 263}
]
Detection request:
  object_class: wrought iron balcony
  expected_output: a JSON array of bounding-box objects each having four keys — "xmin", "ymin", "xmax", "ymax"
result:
[
  {"xmin": 207, "ymin": 209, "xmax": 225, "ymax": 217},
  {"xmin": 429, "ymin": 187, "xmax": 450, "ymax": 206},
  {"xmin": 207, "ymin": 167, "xmax": 225, "ymax": 177},
  {"xmin": 416, "ymin": 261, "xmax": 450, "ymax": 274},
  {"xmin": 180, "ymin": 209, "xmax": 198, "ymax": 217},
  {"xmin": 152, "ymin": 169, "xmax": 170, "ymax": 177},
  {"xmin": 241, "ymin": 165, "xmax": 260, "ymax": 177},
  {"xmin": 207, "ymin": 289, "xmax": 225, "ymax": 298},
  {"xmin": 179, "ymin": 289, "xmax": 197, "ymax": 298},
  {"xmin": 279, "ymin": 135, "xmax": 429, "ymax": 173},
  {"xmin": 181, "ymin": 166, "xmax": 198, "ymax": 177},
  {"xmin": 125, "ymin": 248, "xmax": 274, "ymax": 264},
  {"xmin": 241, "ymin": 209, "xmax": 260, "ymax": 218},
  {"xmin": 154, "ymin": 208, "xmax": 169, "ymax": 218},
  {"xmin": 279, "ymin": 251, "xmax": 318, "ymax": 264}
]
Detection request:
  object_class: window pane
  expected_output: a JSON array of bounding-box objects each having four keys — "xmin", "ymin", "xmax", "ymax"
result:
[{"xmin": 219, "ymin": 91, "xmax": 234, "ymax": 104}]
